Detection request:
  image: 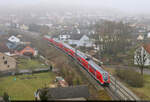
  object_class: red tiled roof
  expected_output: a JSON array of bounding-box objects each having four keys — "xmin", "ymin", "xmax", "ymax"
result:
[{"xmin": 143, "ymin": 44, "xmax": 150, "ymax": 54}]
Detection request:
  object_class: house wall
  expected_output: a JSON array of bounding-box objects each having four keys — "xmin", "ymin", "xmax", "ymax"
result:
[
  {"xmin": 6, "ymin": 42, "xmax": 18, "ymax": 49},
  {"xmin": 34, "ymin": 50, "xmax": 38, "ymax": 56},
  {"xmin": 68, "ymin": 35, "xmax": 93, "ymax": 47},
  {"xmin": 0, "ymin": 52, "xmax": 16, "ymax": 71},
  {"xmin": 68, "ymin": 40, "xmax": 79, "ymax": 45},
  {"xmin": 20, "ymin": 24, "xmax": 29, "ymax": 30},
  {"xmin": 134, "ymin": 47, "xmax": 150, "ymax": 66},
  {"xmin": 78, "ymin": 35, "xmax": 93, "ymax": 47}
]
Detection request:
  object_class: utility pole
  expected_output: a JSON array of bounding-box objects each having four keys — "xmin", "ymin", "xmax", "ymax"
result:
[
  {"xmin": 84, "ymin": 42, "xmax": 87, "ymax": 53},
  {"xmin": 98, "ymin": 35, "xmax": 102, "ymax": 62},
  {"xmin": 75, "ymin": 46, "xmax": 78, "ymax": 57}
]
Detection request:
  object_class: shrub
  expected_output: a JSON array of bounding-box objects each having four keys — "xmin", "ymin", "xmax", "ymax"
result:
[
  {"xmin": 3, "ymin": 92, "xmax": 9, "ymax": 102},
  {"xmin": 39, "ymin": 88, "xmax": 49, "ymax": 101},
  {"xmin": 115, "ymin": 69, "xmax": 144, "ymax": 87},
  {"xmin": 74, "ymin": 77, "xmax": 81, "ymax": 85}
]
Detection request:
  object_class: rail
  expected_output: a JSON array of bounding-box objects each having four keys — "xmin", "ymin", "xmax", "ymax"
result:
[{"xmin": 108, "ymin": 76, "xmax": 140, "ymax": 100}]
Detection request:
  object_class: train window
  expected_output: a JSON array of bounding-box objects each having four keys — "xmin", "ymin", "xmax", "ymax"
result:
[{"xmin": 85, "ymin": 57, "xmax": 90, "ymax": 61}]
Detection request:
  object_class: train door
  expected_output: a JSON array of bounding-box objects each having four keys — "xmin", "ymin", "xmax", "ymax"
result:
[
  {"xmin": 69, "ymin": 50, "xmax": 75, "ymax": 57},
  {"xmin": 49, "ymin": 39, "xmax": 54, "ymax": 43},
  {"xmin": 52, "ymin": 41, "xmax": 57, "ymax": 46},
  {"xmin": 56, "ymin": 42, "xmax": 60, "ymax": 47},
  {"xmin": 96, "ymin": 70, "xmax": 104, "ymax": 84},
  {"xmin": 81, "ymin": 58, "xmax": 88, "ymax": 69},
  {"xmin": 68, "ymin": 49, "xmax": 74, "ymax": 57},
  {"xmin": 64, "ymin": 47, "xmax": 69, "ymax": 53},
  {"xmin": 76, "ymin": 56, "xmax": 81, "ymax": 62},
  {"xmin": 58, "ymin": 43, "xmax": 63, "ymax": 49},
  {"xmin": 74, "ymin": 52, "xmax": 78, "ymax": 60},
  {"xmin": 62, "ymin": 46, "xmax": 66, "ymax": 52},
  {"xmin": 88, "ymin": 65, "xmax": 96, "ymax": 76}
]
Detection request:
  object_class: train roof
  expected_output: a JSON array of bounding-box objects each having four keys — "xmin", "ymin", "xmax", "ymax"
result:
[
  {"xmin": 54, "ymin": 39, "xmax": 61, "ymax": 43},
  {"xmin": 88, "ymin": 60, "xmax": 106, "ymax": 73},
  {"xmin": 62, "ymin": 42, "xmax": 76, "ymax": 51},
  {"xmin": 53, "ymin": 39, "xmax": 76, "ymax": 52},
  {"xmin": 76, "ymin": 50, "xmax": 88, "ymax": 59},
  {"xmin": 60, "ymin": 40, "xmax": 89, "ymax": 59},
  {"xmin": 61, "ymin": 41, "xmax": 88, "ymax": 60}
]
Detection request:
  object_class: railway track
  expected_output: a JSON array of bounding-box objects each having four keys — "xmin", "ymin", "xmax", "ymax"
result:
[
  {"xmin": 108, "ymin": 76, "xmax": 140, "ymax": 100},
  {"xmin": 47, "ymin": 42, "xmax": 140, "ymax": 100}
]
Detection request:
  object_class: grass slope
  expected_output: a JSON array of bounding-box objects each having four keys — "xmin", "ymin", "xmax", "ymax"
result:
[
  {"xmin": 0, "ymin": 72, "xmax": 55, "ymax": 100},
  {"xmin": 17, "ymin": 58, "xmax": 48, "ymax": 69}
]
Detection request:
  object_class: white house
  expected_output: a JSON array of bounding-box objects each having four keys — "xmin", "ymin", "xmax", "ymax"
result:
[
  {"xmin": 8, "ymin": 36, "xmax": 20, "ymax": 43},
  {"xmin": 68, "ymin": 35, "xmax": 93, "ymax": 47},
  {"xmin": 77, "ymin": 35, "xmax": 93, "ymax": 47},
  {"xmin": 34, "ymin": 49, "xmax": 38, "ymax": 56},
  {"xmin": 134, "ymin": 44, "xmax": 150, "ymax": 66},
  {"xmin": 77, "ymin": 29, "xmax": 81, "ymax": 34},
  {"xmin": 137, "ymin": 35, "xmax": 144, "ymax": 40},
  {"xmin": 20, "ymin": 24, "xmax": 29, "ymax": 30},
  {"xmin": 147, "ymin": 32, "xmax": 150, "ymax": 38}
]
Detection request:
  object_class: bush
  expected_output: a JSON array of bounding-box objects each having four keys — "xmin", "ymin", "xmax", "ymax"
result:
[
  {"xmin": 73, "ymin": 77, "xmax": 81, "ymax": 85},
  {"xmin": 115, "ymin": 69, "xmax": 144, "ymax": 87},
  {"xmin": 3, "ymin": 92, "xmax": 9, "ymax": 102},
  {"xmin": 39, "ymin": 88, "xmax": 49, "ymax": 100}
]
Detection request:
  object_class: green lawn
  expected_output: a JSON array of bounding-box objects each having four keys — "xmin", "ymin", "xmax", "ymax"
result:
[
  {"xmin": 0, "ymin": 72, "xmax": 56, "ymax": 100},
  {"xmin": 128, "ymin": 74, "xmax": 150, "ymax": 100},
  {"xmin": 17, "ymin": 58, "xmax": 48, "ymax": 69}
]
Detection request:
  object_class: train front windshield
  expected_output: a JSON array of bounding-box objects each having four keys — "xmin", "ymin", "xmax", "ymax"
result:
[{"xmin": 103, "ymin": 73, "xmax": 109, "ymax": 82}]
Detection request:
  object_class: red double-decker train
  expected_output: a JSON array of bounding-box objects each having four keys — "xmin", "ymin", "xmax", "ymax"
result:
[{"xmin": 44, "ymin": 35, "xmax": 110, "ymax": 86}]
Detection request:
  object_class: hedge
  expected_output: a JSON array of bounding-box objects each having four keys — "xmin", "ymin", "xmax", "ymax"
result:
[{"xmin": 115, "ymin": 69, "xmax": 144, "ymax": 87}]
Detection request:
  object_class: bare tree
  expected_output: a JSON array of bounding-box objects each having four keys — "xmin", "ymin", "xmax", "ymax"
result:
[
  {"xmin": 135, "ymin": 47, "xmax": 147, "ymax": 75},
  {"xmin": 65, "ymin": 75, "xmax": 73, "ymax": 86},
  {"xmin": 94, "ymin": 20, "xmax": 133, "ymax": 63}
]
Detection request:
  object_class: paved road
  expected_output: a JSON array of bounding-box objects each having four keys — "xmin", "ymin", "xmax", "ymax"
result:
[{"xmin": 104, "ymin": 65, "xmax": 150, "ymax": 75}]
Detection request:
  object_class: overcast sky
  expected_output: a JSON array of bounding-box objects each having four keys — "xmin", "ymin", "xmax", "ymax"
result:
[{"xmin": 0, "ymin": 0, "xmax": 150, "ymax": 14}]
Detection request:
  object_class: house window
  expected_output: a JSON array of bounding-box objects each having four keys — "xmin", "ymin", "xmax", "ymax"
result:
[
  {"xmin": 4, "ymin": 60, "xmax": 7, "ymax": 64},
  {"xmin": 25, "ymin": 48, "xmax": 31, "ymax": 50}
]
